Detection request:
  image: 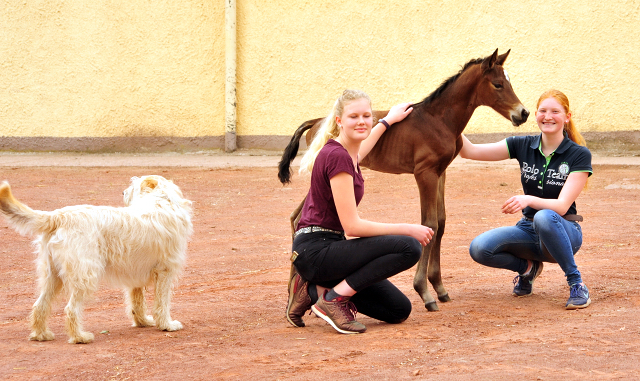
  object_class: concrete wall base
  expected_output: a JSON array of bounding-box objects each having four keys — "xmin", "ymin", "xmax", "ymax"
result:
[{"xmin": 1, "ymin": 131, "xmax": 638, "ymax": 155}]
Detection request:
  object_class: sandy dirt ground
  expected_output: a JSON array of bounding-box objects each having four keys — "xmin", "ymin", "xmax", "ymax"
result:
[{"xmin": 0, "ymin": 152, "xmax": 639, "ymax": 380}]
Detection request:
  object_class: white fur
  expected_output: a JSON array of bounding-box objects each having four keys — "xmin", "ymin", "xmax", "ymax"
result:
[{"xmin": 0, "ymin": 175, "xmax": 193, "ymax": 344}]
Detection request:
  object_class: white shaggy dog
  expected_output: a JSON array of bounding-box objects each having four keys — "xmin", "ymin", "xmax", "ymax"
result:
[{"xmin": 0, "ymin": 175, "xmax": 193, "ymax": 344}]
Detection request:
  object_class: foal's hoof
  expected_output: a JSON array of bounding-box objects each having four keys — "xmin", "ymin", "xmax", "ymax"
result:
[
  {"xmin": 425, "ymin": 301, "xmax": 439, "ymax": 311},
  {"xmin": 438, "ymin": 294, "xmax": 451, "ymax": 303}
]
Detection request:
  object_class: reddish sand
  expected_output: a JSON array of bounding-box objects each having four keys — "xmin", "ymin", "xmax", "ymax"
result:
[{"xmin": 1, "ymin": 159, "xmax": 639, "ymax": 380}]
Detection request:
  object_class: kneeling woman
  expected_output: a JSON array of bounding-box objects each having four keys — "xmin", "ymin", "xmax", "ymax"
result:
[
  {"xmin": 286, "ymin": 89, "xmax": 433, "ymax": 334},
  {"xmin": 459, "ymin": 89, "xmax": 592, "ymax": 309}
]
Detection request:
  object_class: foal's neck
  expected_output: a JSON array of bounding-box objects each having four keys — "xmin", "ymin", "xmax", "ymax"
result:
[{"xmin": 426, "ymin": 66, "xmax": 480, "ymax": 136}]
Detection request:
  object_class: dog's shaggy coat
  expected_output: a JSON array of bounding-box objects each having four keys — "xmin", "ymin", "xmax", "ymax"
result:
[{"xmin": 0, "ymin": 175, "xmax": 193, "ymax": 343}]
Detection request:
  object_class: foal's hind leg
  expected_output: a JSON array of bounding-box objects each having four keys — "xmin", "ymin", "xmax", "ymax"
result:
[
  {"xmin": 29, "ymin": 258, "xmax": 62, "ymax": 341},
  {"xmin": 290, "ymin": 196, "xmax": 306, "ymax": 239},
  {"xmin": 126, "ymin": 287, "xmax": 155, "ymax": 327},
  {"xmin": 288, "ymin": 197, "xmax": 306, "ymax": 284}
]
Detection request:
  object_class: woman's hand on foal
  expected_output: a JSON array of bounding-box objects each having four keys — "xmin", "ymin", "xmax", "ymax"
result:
[
  {"xmin": 384, "ymin": 102, "xmax": 414, "ymax": 125},
  {"xmin": 404, "ymin": 224, "xmax": 434, "ymax": 246}
]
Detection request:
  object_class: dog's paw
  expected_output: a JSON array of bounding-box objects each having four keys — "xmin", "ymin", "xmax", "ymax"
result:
[
  {"xmin": 160, "ymin": 320, "xmax": 183, "ymax": 332},
  {"xmin": 68, "ymin": 331, "xmax": 94, "ymax": 344},
  {"xmin": 133, "ymin": 315, "xmax": 155, "ymax": 327},
  {"xmin": 29, "ymin": 330, "xmax": 55, "ymax": 341}
]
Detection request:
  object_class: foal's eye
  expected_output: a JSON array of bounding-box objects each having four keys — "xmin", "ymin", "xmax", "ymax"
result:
[{"xmin": 493, "ymin": 82, "xmax": 503, "ymax": 89}]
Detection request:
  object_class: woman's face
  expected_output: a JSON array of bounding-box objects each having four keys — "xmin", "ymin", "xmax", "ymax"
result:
[
  {"xmin": 535, "ymin": 97, "xmax": 570, "ymax": 135},
  {"xmin": 336, "ymin": 98, "xmax": 373, "ymax": 142}
]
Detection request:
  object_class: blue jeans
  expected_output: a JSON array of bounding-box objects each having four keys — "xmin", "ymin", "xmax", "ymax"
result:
[{"xmin": 469, "ymin": 209, "xmax": 583, "ymax": 286}]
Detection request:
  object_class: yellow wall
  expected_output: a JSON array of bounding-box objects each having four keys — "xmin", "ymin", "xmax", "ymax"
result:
[
  {"xmin": 1, "ymin": 1, "xmax": 224, "ymax": 138},
  {"xmin": 1, "ymin": 1, "xmax": 638, "ymax": 149},
  {"xmin": 241, "ymin": 0, "xmax": 639, "ymax": 136}
]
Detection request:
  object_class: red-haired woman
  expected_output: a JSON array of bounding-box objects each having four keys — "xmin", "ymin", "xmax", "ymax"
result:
[{"xmin": 459, "ymin": 89, "xmax": 592, "ymax": 309}]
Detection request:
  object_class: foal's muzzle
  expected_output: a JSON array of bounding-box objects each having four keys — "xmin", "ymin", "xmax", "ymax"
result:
[{"xmin": 511, "ymin": 107, "xmax": 530, "ymax": 126}]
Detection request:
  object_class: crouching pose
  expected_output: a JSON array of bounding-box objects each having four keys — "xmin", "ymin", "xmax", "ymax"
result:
[
  {"xmin": 286, "ymin": 89, "xmax": 433, "ymax": 334},
  {"xmin": 459, "ymin": 89, "xmax": 592, "ymax": 309}
]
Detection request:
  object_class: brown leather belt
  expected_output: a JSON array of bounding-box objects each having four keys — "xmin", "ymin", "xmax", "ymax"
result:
[{"xmin": 524, "ymin": 214, "xmax": 583, "ymax": 222}]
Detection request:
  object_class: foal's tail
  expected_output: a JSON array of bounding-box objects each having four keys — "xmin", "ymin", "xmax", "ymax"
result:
[
  {"xmin": 277, "ymin": 118, "xmax": 322, "ymax": 184},
  {"xmin": 0, "ymin": 181, "xmax": 54, "ymax": 237}
]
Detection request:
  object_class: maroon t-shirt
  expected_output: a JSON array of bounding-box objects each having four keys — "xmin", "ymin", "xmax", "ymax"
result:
[{"xmin": 297, "ymin": 139, "xmax": 364, "ymax": 232}]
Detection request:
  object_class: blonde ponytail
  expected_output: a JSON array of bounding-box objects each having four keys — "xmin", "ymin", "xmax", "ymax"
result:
[{"xmin": 299, "ymin": 89, "xmax": 371, "ymax": 175}]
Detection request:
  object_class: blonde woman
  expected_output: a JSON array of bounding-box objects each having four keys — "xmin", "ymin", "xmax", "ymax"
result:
[
  {"xmin": 460, "ymin": 89, "xmax": 592, "ymax": 309},
  {"xmin": 285, "ymin": 89, "xmax": 433, "ymax": 334}
]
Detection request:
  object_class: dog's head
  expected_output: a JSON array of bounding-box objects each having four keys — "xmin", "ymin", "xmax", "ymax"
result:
[{"xmin": 123, "ymin": 175, "xmax": 192, "ymax": 211}]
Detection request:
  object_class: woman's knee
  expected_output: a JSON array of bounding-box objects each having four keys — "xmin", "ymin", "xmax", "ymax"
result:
[
  {"xmin": 469, "ymin": 236, "xmax": 488, "ymax": 264},
  {"xmin": 402, "ymin": 236, "xmax": 423, "ymax": 265},
  {"xmin": 533, "ymin": 209, "xmax": 560, "ymax": 228},
  {"xmin": 387, "ymin": 297, "xmax": 412, "ymax": 324}
]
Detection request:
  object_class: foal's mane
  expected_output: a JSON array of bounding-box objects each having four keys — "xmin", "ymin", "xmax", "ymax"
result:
[{"xmin": 413, "ymin": 57, "xmax": 486, "ymax": 108}]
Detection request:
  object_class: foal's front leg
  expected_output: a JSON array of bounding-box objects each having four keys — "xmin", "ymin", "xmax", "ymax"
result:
[
  {"xmin": 413, "ymin": 169, "xmax": 441, "ymax": 311},
  {"xmin": 428, "ymin": 173, "xmax": 450, "ymax": 304}
]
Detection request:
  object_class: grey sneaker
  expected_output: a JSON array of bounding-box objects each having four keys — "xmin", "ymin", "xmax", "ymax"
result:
[
  {"xmin": 311, "ymin": 291, "xmax": 366, "ymax": 334},
  {"xmin": 513, "ymin": 261, "xmax": 544, "ymax": 297},
  {"xmin": 566, "ymin": 283, "xmax": 591, "ymax": 310},
  {"xmin": 286, "ymin": 270, "xmax": 312, "ymax": 327}
]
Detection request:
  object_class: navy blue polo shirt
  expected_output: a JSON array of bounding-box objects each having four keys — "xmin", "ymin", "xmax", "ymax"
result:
[{"xmin": 506, "ymin": 134, "xmax": 592, "ymax": 219}]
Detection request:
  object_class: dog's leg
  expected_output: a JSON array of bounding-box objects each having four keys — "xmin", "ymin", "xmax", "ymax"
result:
[
  {"xmin": 29, "ymin": 260, "xmax": 62, "ymax": 342},
  {"xmin": 126, "ymin": 287, "xmax": 155, "ymax": 327},
  {"xmin": 152, "ymin": 270, "xmax": 183, "ymax": 331},
  {"xmin": 63, "ymin": 265, "xmax": 100, "ymax": 344},
  {"xmin": 63, "ymin": 289, "xmax": 95, "ymax": 344}
]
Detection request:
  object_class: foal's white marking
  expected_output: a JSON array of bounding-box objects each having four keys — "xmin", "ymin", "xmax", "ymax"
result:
[{"xmin": 504, "ymin": 70, "xmax": 511, "ymax": 82}]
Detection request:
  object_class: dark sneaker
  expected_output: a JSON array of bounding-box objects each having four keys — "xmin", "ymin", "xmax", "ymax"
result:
[
  {"xmin": 286, "ymin": 270, "xmax": 312, "ymax": 327},
  {"xmin": 566, "ymin": 283, "xmax": 591, "ymax": 310},
  {"xmin": 311, "ymin": 291, "xmax": 366, "ymax": 334},
  {"xmin": 513, "ymin": 261, "xmax": 544, "ymax": 297}
]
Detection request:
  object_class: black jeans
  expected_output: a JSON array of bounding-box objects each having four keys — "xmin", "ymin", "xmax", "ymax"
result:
[{"xmin": 292, "ymin": 231, "xmax": 422, "ymax": 324}]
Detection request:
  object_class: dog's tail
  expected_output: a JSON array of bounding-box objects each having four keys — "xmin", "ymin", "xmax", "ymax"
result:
[{"xmin": 0, "ymin": 181, "xmax": 54, "ymax": 237}]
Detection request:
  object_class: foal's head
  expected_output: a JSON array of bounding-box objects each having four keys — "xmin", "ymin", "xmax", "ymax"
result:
[{"xmin": 476, "ymin": 49, "xmax": 529, "ymax": 126}]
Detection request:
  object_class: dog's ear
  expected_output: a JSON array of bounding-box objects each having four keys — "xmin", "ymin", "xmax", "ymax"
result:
[{"xmin": 140, "ymin": 178, "xmax": 159, "ymax": 193}]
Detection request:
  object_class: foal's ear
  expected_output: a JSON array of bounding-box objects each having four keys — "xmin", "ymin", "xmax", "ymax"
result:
[
  {"xmin": 481, "ymin": 49, "xmax": 499, "ymax": 72},
  {"xmin": 496, "ymin": 49, "xmax": 511, "ymax": 66}
]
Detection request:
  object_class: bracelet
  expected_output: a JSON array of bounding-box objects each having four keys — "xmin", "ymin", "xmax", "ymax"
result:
[{"xmin": 378, "ymin": 119, "xmax": 390, "ymax": 129}]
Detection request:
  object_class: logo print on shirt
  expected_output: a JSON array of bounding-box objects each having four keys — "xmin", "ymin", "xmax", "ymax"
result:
[
  {"xmin": 558, "ymin": 163, "xmax": 570, "ymax": 176},
  {"xmin": 521, "ymin": 162, "xmax": 538, "ymax": 183}
]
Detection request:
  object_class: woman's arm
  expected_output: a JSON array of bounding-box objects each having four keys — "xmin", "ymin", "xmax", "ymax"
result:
[
  {"xmin": 359, "ymin": 102, "xmax": 413, "ymax": 162},
  {"xmin": 330, "ymin": 172, "xmax": 433, "ymax": 246},
  {"xmin": 501, "ymin": 172, "xmax": 589, "ymax": 216},
  {"xmin": 458, "ymin": 134, "xmax": 510, "ymax": 161}
]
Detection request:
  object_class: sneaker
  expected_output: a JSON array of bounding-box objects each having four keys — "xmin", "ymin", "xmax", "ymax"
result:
[
  {"xmin": 513, "ymin": 261, "xmax": 544, "ymax": 297},
  {"xmin": 286, "ymin": 270, "xmax": 312, "ymax": 327},
  {"xmin": 566, "ymin": 283, "xmax": 591, "ymax": 310},
  {"xmin": 311, "ymin": 291, "xmax": 366, "ymax": 334}
]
